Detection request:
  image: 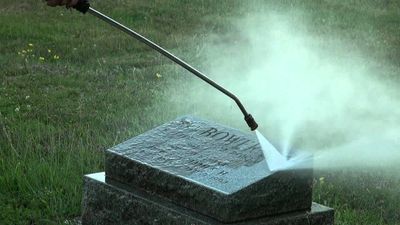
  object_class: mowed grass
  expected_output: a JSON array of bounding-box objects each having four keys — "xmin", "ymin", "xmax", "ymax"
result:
[{"xmin": 1, "ymin": 1, "xmax": 400, "ymax": 225}]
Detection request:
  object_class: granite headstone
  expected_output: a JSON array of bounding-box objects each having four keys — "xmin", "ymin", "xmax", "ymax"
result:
[{"xmin": 81, "ymin": 116, "xmax": 334, "ymax": 225}]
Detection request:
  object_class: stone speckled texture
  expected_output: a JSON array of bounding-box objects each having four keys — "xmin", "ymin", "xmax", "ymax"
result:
[
  {"xmin": 81, "ymin": 173, "xmax": 334, "ymax": 225},
  {"xmin": 105, "ymin": 116, "xmax": 313, "ymax": 222}
]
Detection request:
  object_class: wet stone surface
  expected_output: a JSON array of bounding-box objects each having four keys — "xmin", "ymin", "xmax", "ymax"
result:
[{"xmin": 105, "ymin": 116, "xmax": 313, "ymax": 222}]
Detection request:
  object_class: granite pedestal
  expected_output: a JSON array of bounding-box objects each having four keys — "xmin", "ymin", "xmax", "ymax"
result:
[{"xmin": 81, "ymin": 116, "xmax": 334, "ymax": 225}]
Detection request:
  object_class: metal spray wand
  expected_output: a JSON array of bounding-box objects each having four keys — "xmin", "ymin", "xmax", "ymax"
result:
[{"xmin": 73, "ymin": 0, "xmax": 258, "ymax": 131}]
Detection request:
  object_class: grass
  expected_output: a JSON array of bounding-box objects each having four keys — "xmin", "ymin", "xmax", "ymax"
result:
[{"xmin": 1, "ymin": 0, "xmax": 400, "ymax": 224}]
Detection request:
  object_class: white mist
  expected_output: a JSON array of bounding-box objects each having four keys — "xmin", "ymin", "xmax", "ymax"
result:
[{"xmin": 168, "ymin": 11, "xmax": 400, "ymax": 171}]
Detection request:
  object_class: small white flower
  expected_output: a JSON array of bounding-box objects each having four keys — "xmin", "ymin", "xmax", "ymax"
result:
[
  {"xmin": 25, "ymin": 95, "xmax": 30, "ymax": 100},
  {"xmin": 15, "ymin": 107, "xmax": 20, "ymax": 112}
]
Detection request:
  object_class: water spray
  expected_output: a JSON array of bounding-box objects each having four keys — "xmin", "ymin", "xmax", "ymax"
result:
[{"xmin": 72, "ymin": 0, "xmax": 258, "ymax": 131}]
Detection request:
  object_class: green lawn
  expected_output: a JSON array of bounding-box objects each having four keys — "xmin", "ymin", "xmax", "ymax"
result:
[{"xmin": 1, "ymin": 1, "xmax": 400, "ymax": 224}]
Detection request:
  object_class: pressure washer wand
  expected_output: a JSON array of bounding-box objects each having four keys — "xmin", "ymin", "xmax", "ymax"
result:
[{"xmin": 73, "ymin": 1, "xmax": 258, "ymax": 131}]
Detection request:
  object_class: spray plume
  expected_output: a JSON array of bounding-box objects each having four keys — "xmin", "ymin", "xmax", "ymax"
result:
[{"xmin": 168, "ymin": 10, "xmax": 400, "ymax": 171}]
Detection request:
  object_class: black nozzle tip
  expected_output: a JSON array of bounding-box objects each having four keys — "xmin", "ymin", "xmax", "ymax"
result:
[{"xmin": 245, "ymin": 114, "xmax": 258, "ymax": 131}]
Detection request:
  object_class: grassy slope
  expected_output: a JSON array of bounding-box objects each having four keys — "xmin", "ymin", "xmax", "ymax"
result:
[{"xmin": 0, "ymin": 1, "xmax": 399, "ymax": 224}]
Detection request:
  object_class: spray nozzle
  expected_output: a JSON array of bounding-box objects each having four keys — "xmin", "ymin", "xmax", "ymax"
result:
[{"xmin": 245, "ymin": 114, "xmax": 258, "ymax": 131}]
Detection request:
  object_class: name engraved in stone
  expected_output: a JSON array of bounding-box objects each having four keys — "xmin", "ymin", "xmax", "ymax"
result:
[{"xmin": 197, "ymin": 127, "xmax": 260, "ymax": 151}]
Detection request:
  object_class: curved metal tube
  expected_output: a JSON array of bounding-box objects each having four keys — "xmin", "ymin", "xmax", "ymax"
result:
[{"xmin": 87, "ymin": 7, "xmax": 258, "ymax": 130}]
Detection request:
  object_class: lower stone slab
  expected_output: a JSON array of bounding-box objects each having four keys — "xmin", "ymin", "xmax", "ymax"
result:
[{"xmin": 82, "ymin": 173, "xmax": 334, "ymax": 225}]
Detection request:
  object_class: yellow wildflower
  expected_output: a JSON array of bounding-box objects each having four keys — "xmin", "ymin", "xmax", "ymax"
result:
[
  {"xmin": 48, "ymin": 49, "xmax": 52, "ymax": 53},
  {"xmin": 53, "ymin": 55, "xmax": 60, "ymax": 60},
  {"xmin": 28, "ymin": 43, "xmax": 34, "ymax": 47},
  {"xmin": 39, "ymin": 57, "xmax": 45, "ymax": 61}
]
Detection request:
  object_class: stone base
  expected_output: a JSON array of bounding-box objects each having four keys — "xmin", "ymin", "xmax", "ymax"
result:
[{"xmin": 82, "ymin": 173, "xmax": 334, "ymax": 225}]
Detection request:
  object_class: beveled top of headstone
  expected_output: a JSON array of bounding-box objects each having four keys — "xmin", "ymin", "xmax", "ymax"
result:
[{"xmin": 105, "ymin": 116, "xmax": 313, "ymax": 222}]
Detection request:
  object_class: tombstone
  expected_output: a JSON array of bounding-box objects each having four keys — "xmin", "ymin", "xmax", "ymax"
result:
[{"xmin": 81, "ymin": 116, "xmax": 334, "ymax": 225}]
